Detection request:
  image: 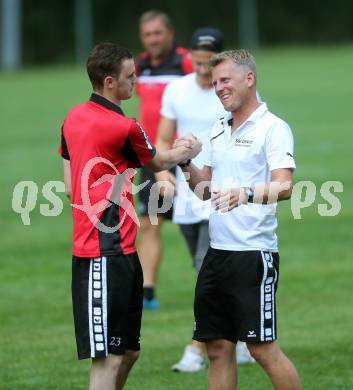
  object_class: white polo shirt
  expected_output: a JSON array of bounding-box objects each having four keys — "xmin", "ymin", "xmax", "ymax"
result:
[
  {"xmin": 205, "ymin": 102, "xmax": 296, "ymax": 252},
  {"xmin": 161, "ymin": 73, "xmax": 226, "ymax": 224}
]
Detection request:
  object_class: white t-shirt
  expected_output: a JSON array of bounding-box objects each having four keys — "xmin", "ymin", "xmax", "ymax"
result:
[
  {"xmin": 161, "ymin": 73, "xmax": 226, "ymax": 224},
  {"xmin": 206, "ymin": 102, "xmax": 296, "ymax": 252}
]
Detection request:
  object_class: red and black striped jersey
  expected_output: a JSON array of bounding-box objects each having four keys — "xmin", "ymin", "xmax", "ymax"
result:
[
  {"xmin": 135, "ymin": 45, "xmax": 193, "ymax": 144},
  {"xmin": 59, "ymin": 93, "xmax": 156, "ymax": 257}
]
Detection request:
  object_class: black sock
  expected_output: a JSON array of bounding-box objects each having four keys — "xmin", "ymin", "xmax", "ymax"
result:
[{"xmin": 143, "ymin": 287, "xmax": 155, "ymax": 301}]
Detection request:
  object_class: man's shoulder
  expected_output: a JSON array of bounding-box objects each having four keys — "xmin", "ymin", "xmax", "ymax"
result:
[
  {"xmin": 175, "ymin": 46, "xmax": 190, "ymax": 56},
  {"xmin": 167, "ymin": 72, "xmax": 195, "ymax": 90},
  {"xmin": 136, "ymin": 51, "xmax": 150, "ymax": 65},
  {"xmin": 263, "ymin": 110, "xmax": 291, "ymax": 132},
  {"xmin": 65, "ymin": 101, "xmax": 89, "ymax": 119}
]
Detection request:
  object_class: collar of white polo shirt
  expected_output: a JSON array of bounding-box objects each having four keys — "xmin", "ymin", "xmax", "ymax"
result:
[{"xmin": 224, "ymin": 103, "xmax": 269, "ymax": 141}]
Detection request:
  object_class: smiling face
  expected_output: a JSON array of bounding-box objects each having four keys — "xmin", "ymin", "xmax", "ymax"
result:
[
  {"xmin": 212, "ymin": 59, "xmax": 256, "ymax": 113},
  {"xmin": 139, "ymin": 17, "xmax": 174, "ymax": 60}
]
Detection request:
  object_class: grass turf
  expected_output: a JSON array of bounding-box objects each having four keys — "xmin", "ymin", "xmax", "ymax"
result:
[{"xmin": 0, "ymin": 46, "xmax": 352, "ymax": 389}]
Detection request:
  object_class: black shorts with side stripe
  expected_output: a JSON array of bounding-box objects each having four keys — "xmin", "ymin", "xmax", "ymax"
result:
[
  {"xmin": 193, "ymin": 247, "xmax": 279, "ymax": 344},
  {"xmin": 72, "ymin": 253, "xmax": 143, "ymax": 360}
]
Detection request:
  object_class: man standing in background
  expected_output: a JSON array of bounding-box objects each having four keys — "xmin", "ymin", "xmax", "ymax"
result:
[{"xmin": 136, "ymin": 10, "xmax": 193, "ymax": 310}]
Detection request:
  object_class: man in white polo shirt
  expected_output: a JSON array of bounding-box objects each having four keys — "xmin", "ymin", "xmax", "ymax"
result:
[
  {"xmin": 178, "ymin": 50, "xmax": 300, "ymax": 389},
  {"xmin": 156, "ymin": 29, "xmax": 255, "ymax": 372}
]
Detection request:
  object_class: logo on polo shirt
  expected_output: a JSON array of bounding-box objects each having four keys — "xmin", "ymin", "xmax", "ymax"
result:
[{"xmin": 234, "ymin": 139, "xmax": 253, "ymax": 147}]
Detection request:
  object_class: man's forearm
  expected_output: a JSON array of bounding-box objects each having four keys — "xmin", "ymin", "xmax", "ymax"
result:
[
  {"xmin": 156, "ymin": 146, "xmax": 193, "ymax": 171},
  {"xmin": 180, "ymin": 163, "xmax": 211, "ymax": 200},
  {"xmin": 252, "ymin": 181, "xmax": 292, "ymax": 204}
]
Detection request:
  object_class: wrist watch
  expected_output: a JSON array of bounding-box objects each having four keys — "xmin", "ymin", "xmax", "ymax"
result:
[{"xmin": 245, "ymin": 187, "xmax": 254, "ymax": 203}]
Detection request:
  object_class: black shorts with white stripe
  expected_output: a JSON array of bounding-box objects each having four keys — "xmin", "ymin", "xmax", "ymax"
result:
[
  {"xmin": 193, "ymin": 247, "xmax": 279, "ymax": 344},
  {"xmin": 72, "ymin": 253, "xmax": 143, "ymax": 359}
]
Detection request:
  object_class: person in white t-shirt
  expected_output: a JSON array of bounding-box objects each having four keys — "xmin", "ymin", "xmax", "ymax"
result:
[
  {"xmin": 177, "ymin": 50, "xmax": 300, "ymax": 389},
  {"xmin": 155, "ymin": 29, "xmax": 254, "ymax": 373}
]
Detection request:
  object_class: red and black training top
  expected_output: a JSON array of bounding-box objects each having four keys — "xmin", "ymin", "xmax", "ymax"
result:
[
  {"xmin": 59, "ymin": 93, "xmax": 156, "ymax": 258},
  {"xmin": 136, "ymin": 45, "xmax": 193, "ymax": 144}
]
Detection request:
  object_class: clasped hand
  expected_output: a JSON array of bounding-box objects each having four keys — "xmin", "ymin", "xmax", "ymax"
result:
[{"xmin": 173, "ymin": 133, "xmax": 202, "ymax": 161}]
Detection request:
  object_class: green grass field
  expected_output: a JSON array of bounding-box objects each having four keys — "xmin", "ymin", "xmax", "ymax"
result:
[{"xmin": 0, "ymin": 46, "xmax": 352, "ymax": 389}]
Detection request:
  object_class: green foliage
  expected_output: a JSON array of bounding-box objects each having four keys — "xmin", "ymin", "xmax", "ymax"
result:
[
  {"xmin": 21, "ymin": 1, "xmax": 353, "ymax": 65},
  {"xmin": 0, "ymin": 46, "xmax": 352, "ymax": 389}
]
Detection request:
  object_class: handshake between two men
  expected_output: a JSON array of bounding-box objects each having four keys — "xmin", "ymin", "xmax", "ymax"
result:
[{"xmin": 173, "ymin": 133, "xmax": 201, "ymax": 166}]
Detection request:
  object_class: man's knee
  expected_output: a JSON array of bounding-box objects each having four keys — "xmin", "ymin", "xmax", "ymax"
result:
[
  {"xmin": 206, "ymin": 340, "xmax": 235, "ymax": 362},
  {"xmin": 122, "ymin": 350, "xmax": 140, "ymax": 367},
  {"xmin": 92, "ymin": 354, "xmax": 123, "ymax": 373},
  {"xmin": 246, "ymin": 341, "xmax": 279, "ymax": 364},
  {"xmin": 140, "ymin": 216, "xmax": 161, "ymax": 235}
]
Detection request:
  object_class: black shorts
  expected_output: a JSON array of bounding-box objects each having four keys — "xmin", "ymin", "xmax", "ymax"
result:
[
  {"xmin": 193, "ymin": 248, "xmax": 279, "ymax": 344},
  {"xmin": 72, "ymin": 253, "xmax": 143, "ymax": 359},
  {"xmin": 137, "ymin": 166, "xmax": 174, "ymax": 220}
]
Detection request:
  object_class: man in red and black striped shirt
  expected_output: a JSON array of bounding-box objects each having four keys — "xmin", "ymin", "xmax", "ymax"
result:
[{"xmin": 59, "ymin": 42, "xmax": 200, "ymax": 390}]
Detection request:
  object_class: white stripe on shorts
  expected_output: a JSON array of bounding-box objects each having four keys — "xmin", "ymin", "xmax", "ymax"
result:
[
  {"xmin": 88, "ymin": 257, "xmax": 108, "ymax": 357},
  {"xmin": 269, "ymin": 252, "xmax": 277, "ymax": 340},
  {"xmin": 260, "ymin": 252, "xmax": 268, "ymax": 341},
  {"xmin": 88, "ymin": 259, "xmax": 94, "ymax": 357},
  {"xmin": 260, "ymin": 252, "xmax": 277, "ymax": 342},
  {"xmin": 102, "ymin": 256, "xmax": 108, "ymax": 353}
]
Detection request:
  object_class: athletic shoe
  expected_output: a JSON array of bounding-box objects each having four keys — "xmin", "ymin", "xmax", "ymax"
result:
[
  {"xmin": 171, "ymin": 345, "xmax": 206, "ymax": 372},
  {"xmin": 143, "ymin": 297, "xmax": 159, "ymax": 311},
  {"xmin": 236, "ymin": 341, "xmax": 256, "ymax": 365}
]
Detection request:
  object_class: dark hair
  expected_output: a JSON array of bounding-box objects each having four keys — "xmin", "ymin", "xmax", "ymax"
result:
[
  {"xmin": 139, "ymin": 9, "xmax": 173, "ymax": 30},
  {"xmin": 86, "ymin": 42, "xmax": 133, "ymax": 90}
]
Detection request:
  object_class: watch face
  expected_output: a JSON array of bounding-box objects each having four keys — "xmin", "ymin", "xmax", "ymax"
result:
[{"xmin": 245, "ymin": 188, "xmax": 253, "ymax": 197}]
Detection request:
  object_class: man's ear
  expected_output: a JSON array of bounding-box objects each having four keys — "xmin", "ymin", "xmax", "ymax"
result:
[
  {"xmin": 103, "ymin": 75, "xmax": 116, "ymax": 90},
  {"xmin": 246, "ymin": 71, "xmax": 256, "ymax": 88}
]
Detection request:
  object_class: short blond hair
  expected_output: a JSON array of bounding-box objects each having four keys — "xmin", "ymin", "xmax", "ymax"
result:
[{"xmin": 209, "ymin": 49, "xmax": 257, "ymax": 82}]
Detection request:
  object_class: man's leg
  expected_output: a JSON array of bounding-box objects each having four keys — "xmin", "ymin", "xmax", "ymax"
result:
[
  {"xmin": 247, "ymin": 341, "xmax": 300, "ymax": 390},
  {"xmin": 115, "ymin": 350, "xmax": 140, "ymax": 390},
  {"xmin": 206, "ymin": 339, "xmax": 236, "ymax": 390},
  {"xmin": 172, "ymin": 223, "xmax": 207, "ymax": 372},
  {"xmin": 89, "ymin": 354, "xmax": 123, "ymax": 390},
  {"xmin": 188, "ymin": 222, "xmax": 208, "ymax": 359},
  {"xmin": 138, "ymin": 215, "xmax": 163, "ymax": 306}
]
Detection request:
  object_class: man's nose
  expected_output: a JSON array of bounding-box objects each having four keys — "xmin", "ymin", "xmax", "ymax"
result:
[{"xmin": 214, "ymin": 81, "xmax": 223, "ymax": 94}]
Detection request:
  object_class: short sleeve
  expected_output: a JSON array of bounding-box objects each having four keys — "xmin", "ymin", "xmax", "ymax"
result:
[
  {"xmin": 160, "ymin": 81, "xmax": 177, "ymax": 119},
  {"xmin": 58, "ymin": 125, "xmax": 70, "ymax": 160},
  {"xmin": 121, "ymin": 120, "xmax": 156, "ymax": 168},
  {"xmin": 265, "ymin": 121, "xmax": 296, "ymax": 171}
]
